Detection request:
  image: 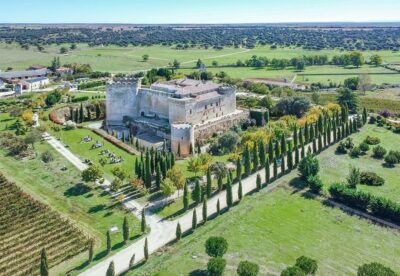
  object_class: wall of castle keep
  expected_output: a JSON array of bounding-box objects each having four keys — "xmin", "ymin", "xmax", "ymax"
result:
[
  {"xmin": 171, "ymin": 124, "xmax": 194, "ymax": 157},
  {"xmin": 137, "ymin": 89, "xmax": 171, "ymax": 119}
]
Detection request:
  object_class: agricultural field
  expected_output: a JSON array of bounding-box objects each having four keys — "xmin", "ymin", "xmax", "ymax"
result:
[
  {"xmin": 318, "ymin": 123, "xmax": 400, "ymax": 203},
  {"xmin": 0, "ymin": 133, "xmax": 140, "ymax": 274},
  {"xmin": 127, "ymin": 181, "xmax": 400, "ymax": 276},
  {"xmin": 0, "ymin": 174, "xmax": 89, "ymax": 276}
]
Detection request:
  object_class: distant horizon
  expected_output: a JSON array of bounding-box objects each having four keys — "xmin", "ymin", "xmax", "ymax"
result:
[{"xmin": 1, "ymin": 0, "xmax": 400, "ymax": 24}]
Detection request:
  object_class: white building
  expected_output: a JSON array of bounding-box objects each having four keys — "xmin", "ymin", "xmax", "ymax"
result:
[{"xmin": 20, "ymin": 77, "xmax": 50, "ymax": 92}]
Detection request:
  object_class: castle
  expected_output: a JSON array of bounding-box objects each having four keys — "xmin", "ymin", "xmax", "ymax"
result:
[{"xmin": 106, "ymin": 78, "xmax": 247, "ymax": 157}]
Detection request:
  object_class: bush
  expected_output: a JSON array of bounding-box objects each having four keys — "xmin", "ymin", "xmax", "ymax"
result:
[
  {"xmin": 364, "ymin": 136, "xmax": 380, "ymax": 145},
  {"xmin": 237, "ymin": 260, "xmax": 260, "ymax": 276},
  {"xmin": 207, "ymin": 257, "xmax": 226, "ymax": 276},
  {"xmin": 295, "ymin": 256, "xmax": 318, "ymax": 275},
  {"xmin": 71, "ymin": 96, "xmax": 89, "ymax": 103},
  {"xmin": 335, "ymin": 142, "xmax": 347, "ymax": 154},
  {"xmin": 205, "ymin": 237, "xmax": 228, "ymax": 257},
  {"xmin": 275, "ymin": 96, "xmax": 311, "ymax": 118},
  {"xmin": 368, "ymin": 116, "xmax": 376, "ymax": 124},
  {"xmin": 384, "ymin": 154, "xmax": 398, "ymax": 167},
  {"xmin": 306, "ymin": 175, "xmax": 323, "ymax": 194},
  {"xmin": 344, "ymin": 137, "xmax": 354, "ymax": 149},
  {"xmin": 349, "ymin": 147, "xmax": 361, "ymax": 158},
  {"xmin": 372, "ymin": 145, "xmax": 387, "ymax": 159},
  {"xmin": 281, "ymin": 266, "xmax": 306, "ymax": 276},
  {"xmin": 360, "ymin": 172, "xmax": 385, "ymax": 186},
  {"xmin": 389, "ymin": 150, "xmax": 400, "ymax": 161},
  {"xmin": 298, "ymin": 155, "xmax": 320, "ymax": 181},
  {"xmin": 359, "ymin": 142, "xmax": 370, "ymax": 153},
  {"xmin": 357, "ymin": 262, "xmax": 396, "ymax": 276},
  {"xmin": 41, "ymin": 150, "xmax": 54, "ymax": 163}
]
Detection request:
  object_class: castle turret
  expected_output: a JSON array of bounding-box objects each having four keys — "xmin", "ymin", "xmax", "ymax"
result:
[
  {"xmin": 171, "ymin": 123, "xmax": 195, "ymax": 158},
  {"xmin": 106, "ymin": 77, "xmax": 142, "ymax": 126}
]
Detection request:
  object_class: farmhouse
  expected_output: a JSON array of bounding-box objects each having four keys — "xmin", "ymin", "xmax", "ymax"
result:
[
  {"xmin": 106, "ymin": 78, "xmax": 247, "ymax": 156},
  {"xmin": 18, "ymin": 77, "xmax": 50, "ymax": 92},
  {"xmin": 0, "ymin": 68, "xmax": 48, "ymax": 83}
]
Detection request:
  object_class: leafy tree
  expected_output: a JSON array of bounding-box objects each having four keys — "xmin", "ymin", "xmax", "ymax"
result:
[
  {"xmin": 281, "ymin": 266, "xmax": 306, "ymax": 276},
  {"xmin": 40, "ymin": 248, "xmax": 48, "ymax": 276},
  {"xmin": 357, "ymin": 262, "xmax": 396, "ymax": 276},
  {"xmin": 298, "ymin": 155, "xmax": 319, "ymax": 180},
  {"xmin": 45, "ymin": 91, "xmax": 61, "ymax": 106},
  {"xmin": 295, "ymin": 256, "xmax": 318, "ymax": 275},
  {"xmin": 344, "ymin": 77, "xmax": 360, "ymax": 91},
  {"xmin": 106, "ymin": 261, "xmax": 115, "ymax": 276},
  {"xmin": 275, "ymin": 96, "xmax": 311, "ymax": 117},
  {"xmin": 205, "ymin": 236, "xmax": 228, "ymax": 257},
  {"xmin": 110, "ymin": 178, "xmax": 122, "ymax": 192},
  {"xmin": 167, "ymin": 166, "xmax": 185, "ymax": 193},
  {"xmin": 337, "ymin": 88, "xmax": 358, "ymax": 113},
  {"xmin": 237, "ymin": 260, "xmax": 260, "ymax": 276},
  {"xmin": 122, "ymin": 216, "xmax": 129, "ymax": 244},
  {"xmin": 370, "ymin": 54, "xmax": 382, "ymax": 67},
  {"xmin": 207, "ymin": 257, "xmax": 227, "ymax": 276},
  {"xmin": 160, "ymin": 178, "xmax": 176, "ymax": 197},
  {"xmin": 82, "ymin": 165, "xmax": 103, "ymax": 183},
  {"xmin": 142, "ymin": 54, "xmax": 149, "ymax": 62}
]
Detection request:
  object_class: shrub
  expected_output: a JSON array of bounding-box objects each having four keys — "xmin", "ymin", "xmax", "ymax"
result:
[
  {"xmin": 384, "ymin": 154, "xmax": 398, "ymax": 167},
  {"xmin": 205, "ymin": 237, "xmax": 228, "ymax": 257},
  {"xmin": 372, "ymin": 145, "xmax": 387, "ymax": 159},
  {"xmin": 41, "ymin": 151, "xmax": 54, "ymax": 163},
  {"xmin": 71, "ymin": 96, "xmax": 89, "ymax": 103},
  {"xmin": 237, "ymin": 260, "xmax": 260, "ymax": 276},
  {"xmin": 306, "ymin": 175, "xmax": 323, "ymax": 194},
  {"xmin": 347, "ymin": 167, "xmax": 361, "ymax": 188},
  {"xmin": 298, "ymin": 155, "xmax": 319, "ymax": 181},
  {"xmin": 207, "ymin": 257, "xmax": 226, "ymax": 276},
  {"xmin": 349, "ymin": 147, "xmax": 361, "ymax": 158},
  {"xmin": 335, "ymin": 142, "xmax": 348, "ymax": 154},
  {"xmin": 364, "ymin": 136, "xmax": 380, "ymax": 145},
  {"xmin": 360, "ymin": 172, "xmax": 385, "ymax": 186},
  {"xmin": 281, "ymin": 266, "xmax": 306, "ymax": 276},
  {"xmin": 295, "ymin": 256, "xmax": 318, "ymax": 275},
  {"xmin": 368, "ymin": 116, "xmax": 376, "ymax": 124},
  {"xmin": 359, "ymin": 142, "xmax": 370, "ymax": 153},
  {"xmin": 357, "ymin": 262, "xmax": 396, "ymax": 276},
  {"xmin": 344, "ymin": 137, "xmax": 354, "ymax": 149},
  {"xmin": 389, "ymin": 150, "xmax": 400, "ymax": 161}
]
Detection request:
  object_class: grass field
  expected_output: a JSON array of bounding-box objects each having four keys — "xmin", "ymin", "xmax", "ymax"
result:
[
  {"xmin": 127, "ymin": 179, "xmax": 400, "ymax": 275},
  {"xmin": 318, "ymin": 124, "xmax": 400, "ymax": 203},
  {"xmin": 0, "ymin": 138, "xmax": 140, "ymax": 274},
  {"xmin": 1, "ymin": 43, "xmax": 400, "ymax": 84}
]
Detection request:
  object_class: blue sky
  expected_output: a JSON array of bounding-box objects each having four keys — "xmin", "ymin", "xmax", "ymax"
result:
[{"xmin": 1, "ymin": 0, "xmax": 399, "ymax": 24}]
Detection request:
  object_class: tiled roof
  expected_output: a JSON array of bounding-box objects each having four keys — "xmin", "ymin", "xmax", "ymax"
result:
[
  {"xmin": 0, "ymin": 68, "xmax": 48, "ymax": 80},
  {"xmin": 23, "ymin": 77, "xmax": 48, "ymax": 84}
]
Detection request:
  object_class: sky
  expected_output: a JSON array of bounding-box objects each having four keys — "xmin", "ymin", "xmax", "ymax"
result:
[{"xmin": 1, "ymin": 0, "xmax": 400, "ymax": 24}]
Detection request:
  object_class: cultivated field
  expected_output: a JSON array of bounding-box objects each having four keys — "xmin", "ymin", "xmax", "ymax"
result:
[
  {"xmin": 127, "ymin": 181, "xmax": 400, "ymax": 275},
  {"xmin": 318, "ymin": 124, "xmax": 400, "ymax": 203},
  {"xmin": 0, "ymin": 174, "xmax": 89, "ymax": 276}
]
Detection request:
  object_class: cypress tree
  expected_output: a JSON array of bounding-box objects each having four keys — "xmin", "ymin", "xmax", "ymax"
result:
[
  {"xmin": 217, "ymin": 175, "xmax": 223, "ymax": 191},
  {"xmin": 243, "ymin": 145, "xmax": 251, "ymax": 176},
  {"xmin": 264, "ymin": 110, "xmax": 270, "ymax": 124},
  {"xmin": 312, "ymin": 138, "xmax": 317, "ymax": 153},
  {"xmin": 238, "ymin": 180, "xmax": 243, "ymax": 201},
  {"xmin": 304, "ymin": 122, "xmax": 309, "ymax": 143},
  {"xmin": 299, "ymin": 127, "xmax": 304, "ymax": 145},
  {"xmin": 192, "ymin": 180, "xmax": 201, "ymax": 205},
  {"xmin": 341, "ymin": 124, "xmax": 345, "ymax": 139},
  {"xmin": 86, "ymin": 107, "xmax": 92, "ymax": 121},
  {"xmin": 216, "ymin": 199, "xmax": 221, "ymax": 215},
  {"xmin": 314, "ymin": 124, "xmax": 319, "ymax": 139},
  {"xmin": 280, "ymin": 155, "xmax": 285, "ymax": 175},
  {"xmin": 281, "ymin": 135, "xmax": 287, "ymax": 155},
  {"xmin": 327, "ymin": 121, "xmax": 332, "ymax": 144},
  {"xmin": 202, "ymin": 198, "xmax": 208, "ymax": 223},
  {"xmin": 183, "ymin": 182, "xmax": 189, "ymax": 211},
  {"xmin": 150, "ymin": 150, "xmax": 155, "ymax": 174},
  {"xmin": 226, "ymin": 179, "xmax": 233, "ymax": 208},
  {"xmin": 123, "ymin": 216, "xmax": 129, "ymax": 244},
  {"xmin": 177, "ymin": 142, "xmax": 181, "ymax": 157},
  {"xmin": 318, "ymin": 134, "xmax": 323, "ymax": 152},
  {"xmin": 129, "ymin": 254, "xmax": 136, "ymax": 269},
  {"xmin": 161, "ymin": 158, "xmax": 167, "ymax": 179},
  {"xmin": 192, "ymin": 209, "xmax": 197, "ymax": 230},
  {"xmin": 309, "ymin": 123, "xmax": 314, "ymax": 140},
  {"xmin": 69, "ymin": 108, "xmax": 73, "ymax": 122},
  {"xmin": 345, "ymin": 122, "xmax": 350, "ymax": 136},
  {"xmin": 197, "ymin": 143, "xmax": 201, "ymax": 154},
  {"xmin": 189, "ymin": 143, "xmax": 193, "ymax": 155},
  {"xmin": 252, "ymin": 142, "xmax": 259, "ymax": 171},
  {"xmin": 287, "ymin": 149, "xmax": 293, "ymax": 171},
  {"xmin": 349, "ymin": 119, "xmax": 353, "ymax": 134},
  {"xmin": 362, "ymin": 107, "xmax": 367, "ymax": 124},
  {"xmin": 206, "ymin": 169, "xmax": 212, "ymax": 197},
  {"xmin": 144, "ymin": 238, "xmax": 149, "ymax": 261},
  {"xmin": 274, "ymin": 141, "xmax": 280, "ymax": 160},
  {"xmin": 256, "ymin": 173, "xmax": 261, "ymax": 191},
  {"xmin": 141, "ymin": 208, "xmax": 146, "ymax": 234},
  {"xmin": 258, "ymin": 140, "xmax": 266, "ymax": 168},
  {"xmin": 268, "ymin": 139, "xmax": 274, "ymax": 161},
  {"xmin": 88, "ymin": 239, "xmax": 94, "ymax": 263},
  {"xmin": 236, "ymin": 158, "xmax": 242, "ymax": 181},
  {"xmin": 145, "ymin": 152, "xmax": 151, "ymax": 188},
  {"xmin": 318, "ymin": 114, "xmax": 324, "ymax": 134},
  {"xmin": 301, "ymin": 142, "xmax": 305, "ymax": 159},
  {"xmin": 79, "ymin": 103, "xmax": 84, "ymax": 123},
  {"xmin": 40, "ymin": 248, "xmax": 48, "ymax": 276},
  {"xmin": 294, "ymin": 146, "xmax": 300, "ymax": 166},
  {"xmin": 273, "ymin": 159, "xmax": 278, "ymax": 179},
  {"xmin": 106, "ymin": 231, "xmax": 111, "ymax": 254},
  {"xmin": 176, "ymin": 222, "xmax": 182, "ymax": 240},
  {"xmin": 106, "ymin": 261, "xmax": 115, "ymax": 276},
  {"xmin": 135, "ymin": 139, "xmax": 139, "ymax": 150},
  {"xmin": 293, "ymin": 125, "xmax": 298, "ymax": 148},
  {"xmin": 74, "ymin": 108, "xmax": 79, "ymax": 123},
  {"xmin": 155, "ymin": 163, "xmax": 161, "ymax": 190},
  {"xmin": 170, "ymin": 152, "xmax": 176, "ymax": 168},
  {"xmin": 95, "ymin": 103, "xmax": 101, "ymax": 119},
  {"xmin": 265, "ymin": 158, "xmax": 270, "ymax": 184}
]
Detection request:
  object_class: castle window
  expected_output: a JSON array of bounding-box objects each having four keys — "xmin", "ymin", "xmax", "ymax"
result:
[
  {"xmin": 216, "ymin": 102, "xmax": 219, "ymax": 106},
  {"xmin": 205, "ymin": 105, "xmax": 207, "ymax": 110},
  {"xmin": 190, "ymin": 109, "xmax": 192, "ymax": 115}
]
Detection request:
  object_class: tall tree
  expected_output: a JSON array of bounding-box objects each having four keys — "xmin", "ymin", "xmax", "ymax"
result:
[
  {"xmin": 202, "ymin": 198, "xmax": 208, "ymax": 223},
  {"xmin": 123, "ymin": 216, "xmax": 129, "ymax": 244},
  {"xmin": 206, "ymin": 169, "xmax": 212, "ymax": 197},
  {"xmin": 106, "ymin": 261, "xmax": 115, "ymax": 276},
  {"xmin": 192, "ymin": 180, "xmax": 201, "ymax": 205},
  {"xmin": 216, "ymin": 199, "xmax": 221, "ymax": 216},
  {"xmin": 265, "ymin": 158, "xmax": 270, "ymax": 184},
  {"xmin": 183, "ymin": 182, "xmax": 189, "ymax": 211},
  {"xmin": 176, "ymin": 222, "xmax": 182, "ymax": 240},
  {"xmin": 258, "ymin": 140, "xmax": 266, "ymax": 168},
  {"xmin": 88, "ymin": 239, "xmax": 94, "ymax": 263},
  {"xmin": 40, "ymin": 248, "xmax": 48, "ymax": 276},
  {"xmin": 226, "ymin": 179, "xmax": 233, "ymax": 208},
  {"xmin": 141, "ymin": 208, "xmax": 147, "ymax": 234},
  {"xmin": 268, "ymin": 140, "xmax": 274, "ymax": 161},
  {"xmin": 236, "ymin": 158, "xmax": 242, "ymax": 181},
  {"xmin": 256, "ymin": 173, "xmax": 262, "ymax": 191},
  {"xmin": 144, "ymin": 238, "xmax": 149, "ymax": 261},
  {"xmin": 243, "ymin": 145, "xmax": 251, "ymax": 176},
  {"xmin": 238, "ymin": 180, "xmax": 243, "ymax": 201},
  {"xmin": 252, "ymin": 142, "xmax": 259, "ymax": 171},
  {"xmin": 106, "ymin": 231, "xmax": 111, "ymax": 254},
  {"xmin": 192, "ymin": 209, "xmax": 197, "ymax": 230}
]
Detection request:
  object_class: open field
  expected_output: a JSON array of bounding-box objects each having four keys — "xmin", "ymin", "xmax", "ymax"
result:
[
  {"xmin": 127, "ymin": 181, "xmax": 400, "ymax": 276},
  {"xmin": 318, "ymin": 124, "xmax": 400, "ymax": 203},
  {"xmin": 1, "ymin": 43, "xmax": 400, "ymax": 84},
  {"xmin": 0, "ymin": 138, "xmax": 140, "ymax": 275}
]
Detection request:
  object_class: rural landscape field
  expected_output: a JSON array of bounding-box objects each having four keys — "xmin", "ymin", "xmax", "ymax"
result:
[{"xmin": 1, "ymin": 1, "xmax": 400, "ymax": 276}]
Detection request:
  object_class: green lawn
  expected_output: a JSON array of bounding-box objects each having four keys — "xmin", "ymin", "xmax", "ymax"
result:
[
  {"xmin": 0, "ymin": 113, "xmax": 17, "ymax": 131},
  {"xmin": 318, "ymin": 124, "xmax": 400, "ymax": 203},
  {"xmin": 127, "ymin": 179, "xmax": 400, "ymax": 275},
  {"xmin": 0, "ymin": 140, "xmax": 140, "ymax": 275}
]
